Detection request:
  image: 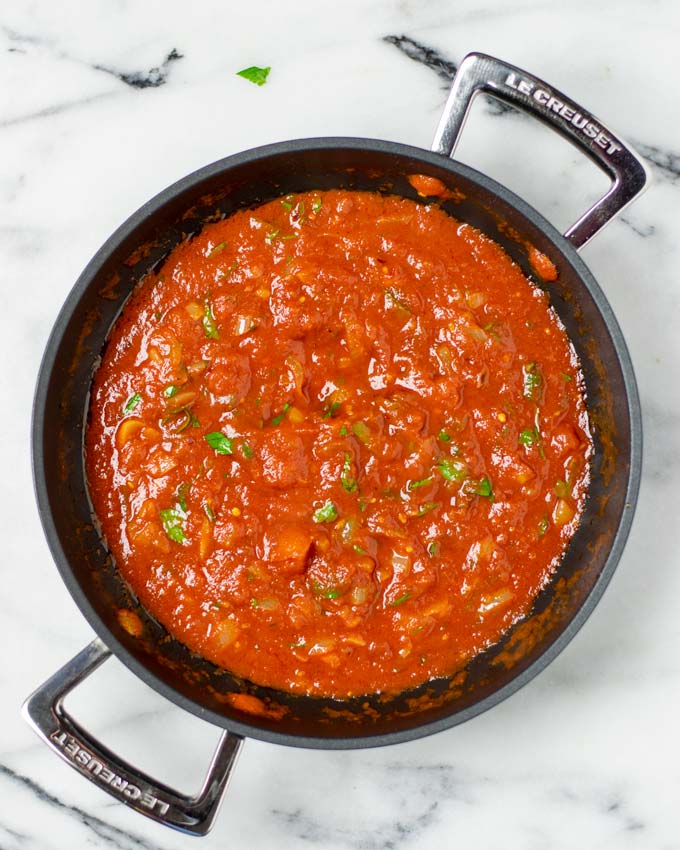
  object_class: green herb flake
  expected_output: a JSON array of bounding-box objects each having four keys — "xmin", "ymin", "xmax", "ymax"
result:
[
  {"xmin": 417, "ymin": 501, "xmax": 440, "ymax": 517},
  {"xmin": 409, "ymin": 476, "xmax": 433, "ymax": 491},
  {"xmin": 203, "ymin": 301, "xmax": 219, "ymax": 339},
  {"xmin": 250, "ymin": 597, "xmax": 259, "ymax": 609},
  {"xmin": 242, "ymin": 441, "xmax": 254, "ymax": 459},
  {"xmin": 384, "ymin": 287, "xmax": 411, "ymax": 315},
  {"xmin": 390, "ymin": 592, "xmax": 411, "ymax": 607},
  {"xmin": 176, "ymin": 482, "xmax": 190, "ymax": 512},
  {"xmin": 323, "ymin": 401, "xmax": 341, "ymax": 419},
  {"xmin": 205, "ymin": 431, "xmax": 234, "ymax": 455},
  {"xmin": 341, "ymin": 452, "xmax": 358, "ymax": 493},
  {"xmin": 123, "ymin": 393, "xmax": 141, "ymax": 414},
  {"xmin": 312, "ymin": 197, "xmax": 322, "ymax": 214},
  {"xmin": 280, "ymin": 197, "xmax": 294, "ymax": 211},
  {"xmin": 236, "ymin": 65, "xmax": 271, "ymax": 87},
  {"xmin": 339, "ymin": 426, "xmax": 348, "ymax": 436},
  {"xmin": 270, "ymin": 403, "xmax": 290, "ymax": 426},
  {"xmin": 353, "ymin": 544, "xmax": 367, "ymax": 555},
  {"xmin": 519, "ymin": 428, "xmax": 538, "ymax": 447},
  {"xmin": 438, "ymin": 430, "xmax": 451, "ymax": 442},
  {"xmin": 204, "ymin": 502, "xmax": 216, "ymax": 522},
  {"xmin": 323, "ymin": 588, "xmax": 342, "ymax": 599},
  {"xmin": 159, "ymin": 507, "xmax": 186, "ymax": 543},
  {"xmin": 163, "ymin": 385, "xmax": 178, "ymax": 398},
  {"xmin": 427, "ymin": 540, "xmax": 440, "ymax": 557},
  {"xmin": 523, "ymin": 362, "xmax": 543, "ymax": 400},
  {"xmin": 473, "ymin": 477, "xmax": 494, "ymax": 499},
  {"xmin": 313, "ymin": 501, "xmax": 338, "ymax": 524},
  {"xmin": 561, "ymin": 372, "xmax": 573, "ymax": 383},
  {"xmin": 438, "ymin": 458, "xmax": 467, "ymax": 482},
  {"xmin": 209, "ymin": 241, "xmax": 227, "ymax": 257},
  {"xmin": 537, "ymin": 516, "xmax": 550, "ymax": 537},
  {"xmin": 265, "ymin": 227, "xmax": 280, "ymax": 244}
]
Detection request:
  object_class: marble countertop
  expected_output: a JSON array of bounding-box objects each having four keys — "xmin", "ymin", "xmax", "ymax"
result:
[{"xmin": 2, "ymin": 0, "xmax": 678, "ymax": 847}]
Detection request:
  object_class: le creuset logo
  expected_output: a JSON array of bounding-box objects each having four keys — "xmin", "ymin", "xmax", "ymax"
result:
[
  {"xmin": 503, "ymin": 72, "xmax": 622, "ymax": 156},
  {"xmin": 50, "ymin": 730, "xmax": 170, "ymax": 815}
]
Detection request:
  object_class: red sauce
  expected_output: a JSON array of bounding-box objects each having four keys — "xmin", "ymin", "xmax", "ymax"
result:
[{"xmin": 86, "ymin": 189, "xmax": 591, "ymax": 698}]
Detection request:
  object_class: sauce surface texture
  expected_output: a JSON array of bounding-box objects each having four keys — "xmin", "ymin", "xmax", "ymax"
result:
[{"xmin": 86, "ymin": 189, "xmax": 591, "ymax": 698}]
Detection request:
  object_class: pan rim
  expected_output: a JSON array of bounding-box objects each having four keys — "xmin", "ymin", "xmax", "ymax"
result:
[{"xmin": 31, "ymin": 136, "xmax": 642, "ymax": 749}]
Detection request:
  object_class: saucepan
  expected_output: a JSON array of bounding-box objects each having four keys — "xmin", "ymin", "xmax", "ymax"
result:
[{"xmin": 23, "ymin": 53, "xmax": 647, "ymax": 834}]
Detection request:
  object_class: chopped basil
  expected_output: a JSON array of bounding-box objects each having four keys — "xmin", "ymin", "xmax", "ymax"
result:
[
  {"xmin": 473, "ymin": 477, "xmax": 494, "ymax": 499},
  {"xmin": 163, "ymin": 385, "xmax": 178, "ymax": 398},
  {"xmin": 160, "ymin": 507, "xmax": 186, "ymax": 543},
  {"xmin": 323, "ymin": 588, "xmax": 341, "ymax": 599},
  {"xmin": 312, "ymin": 197, "xmax": 322, "ymax": 214},
  {"xmin": 353, "ymin": 544, "xmax": 367, "ymax": 555},
  {"xmin": 313, "ymin": 501, "xmax": 338, "ymax": 523},
  {"xmin": 123, "ymin": 393, "xmax": 141, "ymax": 414},
  {"xmin": 236, "ymin": 65, "xmax": 271, "ymax": 86},
  {"xmin": 323, "ymin": 401, "xmax": 341, "ymax": 418},
  {"xmin": 271, "ymin": 403, "xmax": 290, "ymax": 426},
  {"xmin": 203, "ymin": 301, "xmax": 219, "ymax": 339},
  {"xmin": 409, "ymin": 476, "xmax": 433, "ymax": 491},
  {"xmin": 341, "ymin": 452, "xmax": 358, "ymax": 493},
  {"xmin": 250, "ymin": 597, "xmax": 259, "ymax": 609},
  {"xmin": 537, "ymin": 516, "xmax": 550, "ymax": 537},
  {"xmin": 280, "ymin": 197, "xmax": 294, "ymax": 211},
  {"xmin": 265, "ymin": 227, "xmax": 280, "ymax": 244},
  {"xmin": 390, "ymin": 592, "xmax": 411, "ymax": 607},
  {"xmin": 523, "ymin": 362, "xmax": 543, "ymax": 400},
  {"xmin": 242, "ymin": 441, "xmax": 254, "ymax": 459},
  {"xmin": 427, "ymin": 540, "xmax": 440, "ymax": 557},
  {"xmin": 438, "ymin": 458, "xmax": 467, "ymax": 482},
  {"xmin": 561, "ymin": 372, "xmax": 573, "ymax": 383},
  {"xmin": 339, "ymin": 426, "xmax": 348, "ymax": 436},
  {"xmin": 438, "ymin": 430, "xmax": 451, "ymax": 442},
  {"xmin": 205, "ymin": 431, "xmax": 234, "ymax": 455},
  {"xmin": 204, "ymin": 502, "xmax": 216, "ymax": 522}
]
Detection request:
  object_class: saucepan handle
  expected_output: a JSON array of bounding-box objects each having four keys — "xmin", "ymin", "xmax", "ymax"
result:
[
  {"xmin": 22, "ymin": 638, "xmax": 244, "ymax": 836},
  {"xmin": 432, "ymin": 52, "xmax": 650, "ymax": 249}
]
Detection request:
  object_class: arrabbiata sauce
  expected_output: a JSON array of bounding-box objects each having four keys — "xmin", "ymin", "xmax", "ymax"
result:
[{"xmin": 86, "ymin": 188, "xmax": 592, "ymax": 698}]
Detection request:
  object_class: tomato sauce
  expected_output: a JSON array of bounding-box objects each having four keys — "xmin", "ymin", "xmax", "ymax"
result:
[{"xmin": 86, "ymin": 189, "xmax": 591, "ymax": 698}]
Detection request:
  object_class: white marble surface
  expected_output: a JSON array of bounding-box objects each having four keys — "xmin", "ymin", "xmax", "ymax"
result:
[{"xmin": 2, "ymin": 0, "xmax": 679, "ymax": 846}]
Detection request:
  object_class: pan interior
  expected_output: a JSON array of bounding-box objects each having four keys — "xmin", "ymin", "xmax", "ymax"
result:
[{"xmin": 34, "ymin": 141, "xmax": 637, "ymax": 746}]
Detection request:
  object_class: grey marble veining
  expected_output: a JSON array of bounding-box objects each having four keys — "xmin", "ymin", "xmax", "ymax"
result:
[{"xmin": 2, "ymin": 0, "xmax": 679, "ymax": 846}]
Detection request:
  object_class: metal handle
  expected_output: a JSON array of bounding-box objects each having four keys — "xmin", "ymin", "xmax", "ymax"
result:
[
  {"xmin": 432, "ymin": 52, "xmax": 650, "ymax": 249},
  {"xmin": 21, "ymin": 639, "xmax": 243, "ymax": 836}
]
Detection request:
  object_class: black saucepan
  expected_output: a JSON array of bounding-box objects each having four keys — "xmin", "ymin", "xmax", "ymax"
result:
[{"xmin": 23, "ymin": 53, "xmax": 647, "ymax": 834}]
